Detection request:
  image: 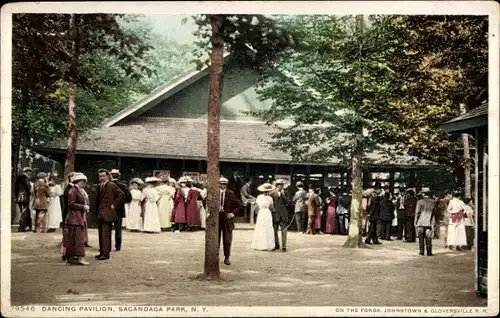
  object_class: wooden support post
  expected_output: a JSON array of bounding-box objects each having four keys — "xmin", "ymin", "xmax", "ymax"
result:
[
  {"xmin": 389, "ymin": 169, "xmax": 395, "ymax": 194},
  {"xmin": 197, "ymin": 160, "xmax": 202, "ymax": 172},
  {"xmin": 181, "ymin": 159, "xmax": 186, "ymax": 172},
  {"xmin": 305, "ymin": 165, "xmax": 311, "ymax": 188},
  {"xmin": 363, "ymin": 168, "xmax": 370, "ymax": 189},
  {"xmin": 275, "ymin": 164, "xmax": 280, "ymax": 176},
  {"xmin": 155, "ymin": 158, "xmax": 160, "ymax": 170},
  {"xmin": 245, "ymin": 162, "xmax": 250, "ymax": 178}
]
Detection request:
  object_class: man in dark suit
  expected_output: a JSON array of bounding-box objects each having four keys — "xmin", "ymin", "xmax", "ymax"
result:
[
  {"xmin": 380, "ymin": 192, "xmax": 395, "ymax": 240},
  {"xmin": 15, "ymin": 167, "xmax": 33, "ymax": 232},
  {"xmin": 365, "ymin": 188, "xmax": 382, "ymax": 245},
  {"xmin": 93, "ymin": 169, "xmax": 125, "ymax": 260},
  {"xmin": 269, "ymin": 179, "xmax": 290, "ymax": 251},
  {"xmin": 110, "ymin": 169, "xmax": 131, "ymax": 251},
  {"xmin": 219, "ymin": 177, "xmax": 240, "ymax": 266},
  {"xmin": 404, "ymin": 190, "xmax": 418, "ymax": 242}
]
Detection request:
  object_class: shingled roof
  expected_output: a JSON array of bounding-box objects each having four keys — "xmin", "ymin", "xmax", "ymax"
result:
[
  {"xmin": 40, "ymin": 117, "xmax": 435, "ymax": 167},
  {"xmin": 441, "ymin": 103, "xmax": 488, "ymax": 133}
]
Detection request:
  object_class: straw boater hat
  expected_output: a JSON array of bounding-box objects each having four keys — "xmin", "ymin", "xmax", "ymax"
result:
[
  {"xmin": 110, "ymin": 169, "xmax": 120, "ymax": 175},
  {"xmin": 183, "ymin": 176, "xmax": 193, "ymax": 183},
  {"xmin": 419, "ymin": 187, "xmax": 431, "ymax": 195},
  {"xmin": 178, "ymin": 176, "xmax": 187, "ymax": 184},
  {"xmin": 37, "ymin": 172, "xmax": 47, "ymax": 179},
  {"xmin": 296, "ymin": 181, "xmax": 304, "ymax": 187},
  {"xmin": 23, "ymin": 167, "xmax": 33, "ymax": 173},
  {"xmin": 275, "ymin": 179, "xmax": 286, "ymax": 185},
  {"xmin": 219, "ymin": 177, "xmax": 229, "ymax": 184},
  {"xmin": 257, "ymin": 183, "xmax": 275, "ymax": 193},
  {"xmin": 130, "ymin": 178, "xmax": 144, "ymax": 185},
  {"xmin": 71, "ymin": 172, "xmax": 87, "ymax": 183},
  {"xmin": 145, "ymin": 177, "xmax": 161, "ymax": 183}
]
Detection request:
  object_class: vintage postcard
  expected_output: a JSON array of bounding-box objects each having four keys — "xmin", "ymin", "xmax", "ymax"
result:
[{"xmin": 1, "ymin": 1, "xmax": 498, "ymax": 317}]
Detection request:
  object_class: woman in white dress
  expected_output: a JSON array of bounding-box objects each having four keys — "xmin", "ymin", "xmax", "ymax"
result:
[
  {"xmin": 127, "ymin": 178, "xmax": 144, "ymax": 231},
  {"xmin": 46, "ymin": 177, "xmax": 63, "ymax": 232},
  {"xmin": 156, "ymin": 178, "xmax": 175, "ymax": 231},
  {"xmin": 251, "ymin": 183, "xmax": 276, "ymax": 251},
  {"xmin": 142, "ymin": 177, "xmax": 162, "ymax": 233},
  {"xmin": 196, "ymin": 183, "xmax": 207, "ymax": 229},
  {"xmin": 446, "ymin": 191, "xmax": 468, "ymax": 251},
  {"xmin": 123, "ymin": 184, "xmax": 132, "ymax": 229}
]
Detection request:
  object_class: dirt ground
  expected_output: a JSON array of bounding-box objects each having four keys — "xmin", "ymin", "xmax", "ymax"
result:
[{"xmin": 10, "ymin": 225, "xmax": 487, "ymax": 307}]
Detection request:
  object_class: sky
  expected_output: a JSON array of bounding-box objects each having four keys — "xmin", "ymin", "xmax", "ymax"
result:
[{"xmin": 140, "ymin": 14, "xmax": 198, "ymax": 44}]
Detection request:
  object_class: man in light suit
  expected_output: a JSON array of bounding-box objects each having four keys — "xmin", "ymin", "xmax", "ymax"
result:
[
  {"xmin": 240, "ymin": 178, "xmax": 256, "ymax": 223},
  {"xmin": 292, "ymin": 181, "xmax": 307, "ymax": 233},
  {"xmin": 415, "ymin": 187, "xmax": 436, "ymax": 256},
  {"xmin": 269, "ymin": 179, "xmax": 290, "ymax": 251}
]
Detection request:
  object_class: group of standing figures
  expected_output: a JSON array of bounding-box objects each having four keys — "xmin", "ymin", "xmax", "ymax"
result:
[
  {"xmin": 363, "ymin": 184, "xmax": 475, "ymax": 256},
  {"xmin": 15, "ymin": 168, "xmax": 65, "ymax": 233}
]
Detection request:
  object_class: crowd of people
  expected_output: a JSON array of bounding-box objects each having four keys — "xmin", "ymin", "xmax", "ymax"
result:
[{"xmin": 14, "ymin": 167, "xmax": 475, "ymax": 265}]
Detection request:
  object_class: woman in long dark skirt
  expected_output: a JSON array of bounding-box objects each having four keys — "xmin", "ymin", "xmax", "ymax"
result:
[{"xmin": 63, "ymin": 173, "xmax": 90, "ymax": 265}]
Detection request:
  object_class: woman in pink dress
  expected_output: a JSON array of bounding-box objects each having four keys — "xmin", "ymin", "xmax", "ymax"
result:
[{"xmin": 325, "ymin": 189, "xmax": 337, "ymax": 235}]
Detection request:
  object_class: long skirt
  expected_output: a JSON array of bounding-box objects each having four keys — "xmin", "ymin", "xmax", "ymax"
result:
[
  {"xmin": 251, "ymin": 208, "xmax": 275, "ymax": 251},
  {"xmin": 199, "ymin": 201, "xmax": 207, "ymax": 229},
  {"xmin": 143, "ymin": 202, "xmax": 161, "ymax": 233},
  {"xmin": 447, "ymin": 222, "xmax": 467, "ymax": 247},
  {"xmin": 325, "ymin": 206, "xmax": 336, "ymax": 234},
  {"xmin": 64, "ymin": 225, "xmax": 86, "ymax": 257},
  {"xmin": 46, "ymin": 197, "xmax": 62, "ymax": 229}
]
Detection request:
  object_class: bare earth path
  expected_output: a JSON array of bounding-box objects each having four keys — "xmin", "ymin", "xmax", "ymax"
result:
[{"xmin": 10, "ymin": 226, "xmax": 487, "ymax": 307}]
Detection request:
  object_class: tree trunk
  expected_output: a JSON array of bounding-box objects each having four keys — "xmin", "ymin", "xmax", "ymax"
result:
[
  {"xmin": 460, "ymin": 103, "xmax": 471, "ymax": 198},
  {"xmin": 344, "ymin": 133, "xmax": 365, "ymax": 248},
  {"xmin": 344, "ymin": 14, "xmax": 366, "ymax": 248},
  {"xmin": 11, "ymin": 128, "xmax": 22, "ymax": 224},
  {"xmin": 203, "ymin": 14, "xmax": 225, "ymax": 279},
  {"xmin": 64, "ymin": 14, "xmax": 80, "ymax": 175}
]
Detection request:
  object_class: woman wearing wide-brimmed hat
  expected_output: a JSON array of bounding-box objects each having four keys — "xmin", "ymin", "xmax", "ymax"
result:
[
  {"xmin": 64, "ymin": 173, "xmax": 90, "ymax": 265},
  {"xmin": 156, "ymin": 176, "xmax": 175, "ymax": 231},
  {"xmin": 251, "ymin": 183, "xmax": 276, "ymax": 251},
  {"xmin": 141, "ymin": 177, "xmax": 162, "ymax": 233},
  {"xmin": 127, "ymin": 178, "xmax": 144, "ymax": 231}
]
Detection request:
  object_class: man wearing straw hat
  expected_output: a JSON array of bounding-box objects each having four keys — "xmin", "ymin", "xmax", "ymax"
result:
[
  {"xmin": 415, "ymin": 187, "xmax": 436, "ymax": 256},
  {"xmin": 269, "ymin": 179, "xmax": 290, "ymax": 251},
  {"xmin": 219, "ymin": 177, "xmax": 240, "ymax": 265}
]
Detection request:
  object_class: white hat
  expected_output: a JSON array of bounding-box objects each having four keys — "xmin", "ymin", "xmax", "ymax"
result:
[
  {"xmin": 110, "ymin": 169, "xmax": 120, "ymax": 175},
  {"xmin": 145, "ymin": 177, "xmax": 161, "ymax": 183},
  {"xmin": 178, "ymin": 177, "xmax": 187, "ymax": 183},
  {"xmin": 183, "ymin": 176, "xmax": 193, "ymax": 183},
  {"xmin": 219, "ymin": 177, "xmax": 229, "ymax": 184},
  {"xmin": 419, "ymin": 187, "xmax": 431, "ymax": 194},
  {"xmin": 296, "ymin": 181, "xmax": 304, "ymax": 187},
  {"xmin": 130, "ymin": 178, "xmax": 144, "ymax": 185},
  {"xmin": 71, "ymin": 173, "xmax": 87, "ymax": 183},
  {"xmin": 23, "ymin": 167, "xmax": 33, "ymax": 173},
  {"xmin": 275, "ymin": 179, "xmax": 286, "ymax": 185},
  {"xmin": 258, "ymin": 183, "xmax": 275, "ymax": 193}
]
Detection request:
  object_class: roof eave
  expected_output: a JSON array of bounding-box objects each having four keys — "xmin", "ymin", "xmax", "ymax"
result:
[
  {"xmin": 33, "ymin": 147, "xmax": 440, "ymax": 169},
  {"xmin": 441, "ymin": 115, "xmax": 488, "ymax": 134}
]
